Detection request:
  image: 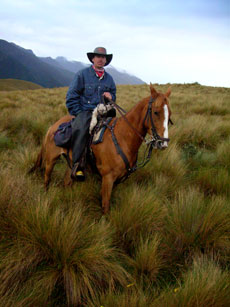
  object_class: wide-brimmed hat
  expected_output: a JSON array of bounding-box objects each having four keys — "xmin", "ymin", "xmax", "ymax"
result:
[{"xmin": 87, "ymin": 47, "xmax": 113, "ymax": 66}]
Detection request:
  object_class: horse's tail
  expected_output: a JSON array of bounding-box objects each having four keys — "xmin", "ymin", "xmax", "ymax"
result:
[
  {"xmin": 28, "ymin": 125, "xmax": 56, "ymax": 174},
  {"xmin": 28, "ymin": 145, "xmax": 44, "ymax": 173}
]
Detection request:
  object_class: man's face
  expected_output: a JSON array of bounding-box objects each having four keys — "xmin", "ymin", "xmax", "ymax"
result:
[{"xmin": 92, "ymin": 55, "xmax": 106, "ymax": 69}]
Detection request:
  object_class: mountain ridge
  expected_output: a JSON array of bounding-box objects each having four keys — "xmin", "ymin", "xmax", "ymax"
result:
[{"xmin": 0, "ymin": 39, "xmax": 145, "ymax": 88}]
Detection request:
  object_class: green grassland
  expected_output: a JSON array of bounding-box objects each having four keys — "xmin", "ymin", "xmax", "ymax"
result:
[
  {"xmin": 0, "ymin": 81, "xmax": 230, "ymax": 306},
  {"xmin": 0, "ymin": 79, "xmax": 43, "ymax": 91}
]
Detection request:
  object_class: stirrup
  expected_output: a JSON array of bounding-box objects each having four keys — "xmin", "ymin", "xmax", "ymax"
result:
[
  {"xmin": 71, "ymin": 163, "xmax": 85, "ymax": 181},
  {"xmin": 76, "ymin": 170, "xmax": 85, "ymax": 181}
]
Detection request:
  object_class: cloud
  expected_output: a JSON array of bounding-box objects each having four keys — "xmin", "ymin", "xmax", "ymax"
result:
[{"xmin": 0, "ymin": 0, "xmax": 229, "ymax": 86}]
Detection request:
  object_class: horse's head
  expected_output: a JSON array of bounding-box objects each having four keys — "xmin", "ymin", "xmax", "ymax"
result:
[{"xmin": 144, "ymin": 84, "xmax": 172, "ymax": 149}]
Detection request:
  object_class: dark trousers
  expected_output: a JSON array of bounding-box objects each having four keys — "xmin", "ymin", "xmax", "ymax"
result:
[{"xmin": 71, "ymin": 111, "xmax": 92, "ymax": 167}]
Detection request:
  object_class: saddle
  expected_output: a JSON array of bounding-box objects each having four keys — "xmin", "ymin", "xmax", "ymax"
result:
[
  {"xmin": 54, "ymin": 104, "xmax": 116, "ymax": 170},
  {"xmin": 91, "ymin": 117, "xmax": 113, "ymax": 144},
  {"xmin": 54, "ymin": 104, "xmax": 115, "ymax": 148},
  {"xmin": 89, "ymin": 103, "xmax": 116, "ymax": 143},
  {"xmin": 82, "ymin": 105, "xmax": 116, "ymax": 173}
]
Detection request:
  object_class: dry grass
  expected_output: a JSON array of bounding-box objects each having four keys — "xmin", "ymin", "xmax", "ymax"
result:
[
  {"xmin": 0, "ymin": 201, "xmax": 130, "ymax": 305},
  {"xmin": 153, "ymin": 256, "xmax": 230, "ymax": 307},
  {"xmin": 109, "ymin": 184, "xmax": 166, "ymax": 254},
  {"xmin": 163, "ymin": 188, "xmax": 230, "ymax": 266},
  {"xmin": 0, "ymin": 82, "xmax": 230, "ymax": 305},
  {"xmin": 0, "ymin": 79, "xmax": 43, "ymax": 91}
]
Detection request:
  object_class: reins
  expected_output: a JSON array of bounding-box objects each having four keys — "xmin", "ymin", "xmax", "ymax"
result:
[
  {"xmin": 102, "ymin": 96, "xmax": 146, "ymax": 142},
  {"xmin": 143, "ymin": 97, "xmax": 170, "ymax": 148},
  {"xmin": 102, "ymin": 95, "xmax": 172, "ymax": 182},
  {"xmin": 106, "ymin": 96, "xmax": 170, "ymax": 147}
]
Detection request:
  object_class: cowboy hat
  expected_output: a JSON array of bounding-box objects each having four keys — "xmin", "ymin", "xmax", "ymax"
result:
[{"xmin": 87, "ymin": 47, "xmax": 113, "ymax": 66}]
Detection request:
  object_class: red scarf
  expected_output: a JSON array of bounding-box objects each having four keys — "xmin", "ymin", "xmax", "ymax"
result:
[{"xmin": 92, "ymin": 65, "xmax": 104, "ymax": 78}]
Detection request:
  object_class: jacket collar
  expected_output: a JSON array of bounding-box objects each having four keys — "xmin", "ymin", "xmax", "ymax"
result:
[{"xmin": 89, "ymin": 65, "xmax": 106, "ymax": 78}]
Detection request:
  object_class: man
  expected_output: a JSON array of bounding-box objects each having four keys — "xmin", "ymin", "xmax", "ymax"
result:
[{"xmin": 66, "ymin": 47, "xmax": 116, "ymax": 180}]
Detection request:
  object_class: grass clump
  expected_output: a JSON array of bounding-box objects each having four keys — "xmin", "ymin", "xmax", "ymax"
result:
[
  {"xmin": 90, "ymin": 288, "xmax": 153, "ymax": 307},
  {"xmin": 153, "ymin": 257, "xmax": 230, "ymax": 307},
  {"xmin": 131, "ymin": 234, "xmax": 167, "ymax": 286},
  {"xmin": 110, "ymin": 184, "xmax": 166, "ymax": 255},
  {"xmin": 0, "ymin": 202, "xmax": 129, "ymax": 306},
  {"xmin": 192, "ymin": 167, "xmax": 230, "ymax": 197},
  {"xmin": 163, "ymin": 188, "xmax": 230, "ymax": 264},
  {"xmin": 1, "ymin": 83, "xmax": 230, "ymax": 304},
  {"xmin": 0, "ymin": 133, "xmax": 14, "ymax": 151},
  {"xmin": 216, "ymin": 136, "xmax": 230, "ymax": 169},
  {"xmin": 0, "ymin": 78, "xmax": 43, "ymax": 91}
]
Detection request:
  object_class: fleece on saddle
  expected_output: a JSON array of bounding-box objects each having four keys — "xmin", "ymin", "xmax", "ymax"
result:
[{"xmin": 89, "ymin": 103, "xmax": 114, "ymax": 144}]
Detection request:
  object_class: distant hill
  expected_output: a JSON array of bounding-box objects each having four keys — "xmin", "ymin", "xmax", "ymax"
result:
[
  {"xmin": 0, "ymin": 39, "xmax": 75, "ymax": 88},
  {"xmin": 0, "ymin": 79, "xmax": 43, "ymax": 91},
  {"xmin": 40, "ymin": 56, "xmax": 145, "ymax": 85},
  {"xmin": 106, "ymin": 66, "xmax": 145, "ymax": 85},
  {"xmin": 0, "ymin": 39, "xmax": 145, "ymax": 88},
  {"xmin": 40, "ymin": 56, "xmax": 87, "ymax": 73}
]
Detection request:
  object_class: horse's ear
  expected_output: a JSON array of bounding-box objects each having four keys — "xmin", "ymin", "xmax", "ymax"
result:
[
  {"xmin": 165, "ymin": 87, "xmax": 171, "ymax": 97},
  {"xmin": 149, "ymin": 83, "xmax": 158, "ymax": 98}
]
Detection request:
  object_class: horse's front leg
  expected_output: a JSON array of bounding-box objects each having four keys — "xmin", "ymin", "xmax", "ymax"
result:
[{"xmin": 101, "ymin": 174, "xmax": 114, "ymax": 214}]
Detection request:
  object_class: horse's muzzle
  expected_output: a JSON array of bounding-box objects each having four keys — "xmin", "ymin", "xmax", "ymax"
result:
[
  {"xmin": 147, "ymin": 136, "xmax": 169, "ymax": 149},
  {"xmin": 161, "ymin": 140, "xmax": 169, "ymax": 149},
  {"xmin": 157, "ymin": 140, "xmax": 168, "ymax": 149},
  {"xmin": 154, "ymin": 138, "xmax": 169, "ymax": 149}
]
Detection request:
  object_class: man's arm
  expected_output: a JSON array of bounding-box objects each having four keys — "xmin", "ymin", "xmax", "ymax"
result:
[
  {"xmin": 110, "ymin": 78, "xmax": 116, "ymax": 102},
  {"xmin": 66, "ymin": 72, "xmax": 84, "ymax": 115},
  {"xmin": 103, "ymin": 77, "xmax": 116, "ymax": 102}
]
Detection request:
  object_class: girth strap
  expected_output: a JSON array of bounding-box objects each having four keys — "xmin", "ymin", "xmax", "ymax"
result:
[{"xmin": 106, "ymin": 119, "xmax": 131, "ymax": 171}]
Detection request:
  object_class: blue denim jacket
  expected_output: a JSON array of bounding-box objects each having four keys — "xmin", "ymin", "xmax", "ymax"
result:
[{"xmin": 66, "ymin": 66, "xmax": 116, "ymax": 115}]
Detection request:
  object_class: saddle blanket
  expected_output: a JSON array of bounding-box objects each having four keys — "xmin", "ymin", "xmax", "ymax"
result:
[
  {"xmin": 92, "ymin": 117, "xmax": 113, "ymax": 144},
  {"xmin": 89, "ymin": 103, "xmax": 114, "ymax": 144}
]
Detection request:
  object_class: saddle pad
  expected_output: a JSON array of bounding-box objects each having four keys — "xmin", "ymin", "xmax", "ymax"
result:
[
  {"xmin": 54, "ymin": 120, "xmax": 72, "ymax": 148},
  {"xmin": 92, "ymin": 117, "xmax": 113, "ymax": 144}
]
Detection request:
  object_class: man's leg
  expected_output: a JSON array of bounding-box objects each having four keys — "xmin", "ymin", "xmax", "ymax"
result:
[{"xmin": 71, "ymin": 111, "xmax": 92, "ymax": 179}]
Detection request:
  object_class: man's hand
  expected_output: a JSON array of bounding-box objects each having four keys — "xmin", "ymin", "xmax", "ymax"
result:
[{"xmin": 103, "ymin": 92, "xmax": 112, "ymax": 101}]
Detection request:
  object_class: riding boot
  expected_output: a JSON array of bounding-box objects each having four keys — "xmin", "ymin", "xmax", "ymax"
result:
[
  {"xmin": 71, "ymin": 111, "xmax": 92, "ymax": 180},
  {"xmin": 71, "ymin": 149, "xmax": 87, "ymax": 181}
]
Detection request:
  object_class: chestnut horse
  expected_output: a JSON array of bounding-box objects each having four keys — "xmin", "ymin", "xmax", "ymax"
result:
[{"xmin": 31, "ymin": 85, "xmax": 172, "ymax": 214}]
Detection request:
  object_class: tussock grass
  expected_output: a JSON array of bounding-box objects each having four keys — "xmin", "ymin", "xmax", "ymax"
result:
[
  {"xmin": 216, "ymin": 136, "xmax": 230, "ymax": 168},
  {"xmin": 131, "ymin": 234, "xmax": 167, "ymax": 286},
  {"xmin": 110, "ymin": 184, "xmax": 166, "ymax": 254},
  {"xmin": 0, "ymin": 132, "xmax": 14, "ymax": 151},
  {"xmin": 171, "ymin": 115, "xmax": 227, "ymax": 149},
  {"xmin": 90, "ymin": 288, "xmax": 153, "ymax": 307},
  {"xmin": 163, "ymin": 188, "xmax": 230, "ymax": 264},
  {"xmin": 0, "ymin": 78, "xmax": 43, "ymax": 91},
  {"xmin": 153, "ymin": 257, "xmax": 230, "ymax": 307},
  {"xmin": 131, "ymin": 143, "xmax": 188, "ymax": 200},
  {"xmin": 190, "ymin": 93, "xmax": 230, "ymax": 116},
  {"xmin": 0, "ymin": 83, "xmax": 230, "ymax": 304},
  {"xmin": 0, "ymin": 202, "xmax": 130, "ymax": 305},
  {"xmin": 192, "ymin": 167, "xmax": 230, "ymax": 197},
  {"xmin": 149, "ymin": 144, "xmax": 187, "ymax": 186}
]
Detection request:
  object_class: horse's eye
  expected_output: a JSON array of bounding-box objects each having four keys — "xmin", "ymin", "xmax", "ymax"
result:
[{"xmin": 154, "ymin": 111, "xmax": 159, "ymax": 116}]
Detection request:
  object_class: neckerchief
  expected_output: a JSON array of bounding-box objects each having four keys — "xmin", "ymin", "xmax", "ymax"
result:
[{"xmin": 92, "ymin": 65, "xmax": 104, "ymax": 78}]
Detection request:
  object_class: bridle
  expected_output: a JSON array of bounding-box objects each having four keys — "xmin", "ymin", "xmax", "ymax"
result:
[
  {"xmin": 100, "ymin": 95, "xmax": 173, "ymax": 182},
  {"xmin": 142, "ymin": 96, "xmax": 171, "ymax": 149},
  {"xmin": 109, "ymin": 96, "xmax": 172, "ymax": 150}
]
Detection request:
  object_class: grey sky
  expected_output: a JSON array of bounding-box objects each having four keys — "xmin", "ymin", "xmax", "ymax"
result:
[{"xmin": 1, "ymin": 0, "xmax": 229, "ymax": 86}]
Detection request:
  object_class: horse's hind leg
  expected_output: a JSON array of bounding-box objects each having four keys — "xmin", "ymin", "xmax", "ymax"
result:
[
  {"xmin": 44, "ymin": 155, "xmax": 59, "ymax": 189},
  {"xmin": 64, "ymin": 167, "xmax": 73, "ymax": 187},
  {"xmin": 28, "ymin": 147, "xmax": 43, "ymax": 173},
  {"xmin": 101, "ymin": 174, "xmax": 114, "ymax": 214}
]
